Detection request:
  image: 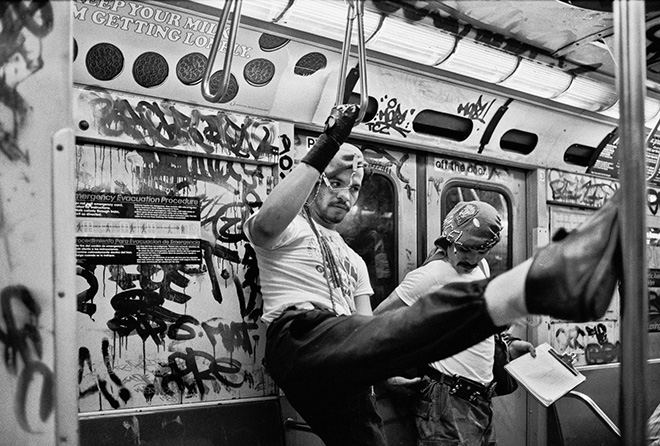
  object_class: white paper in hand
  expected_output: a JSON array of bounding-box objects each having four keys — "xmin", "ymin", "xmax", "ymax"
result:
[{"xmin": 504, "ymin": 342, "xmax": 585, "ymax": 406}]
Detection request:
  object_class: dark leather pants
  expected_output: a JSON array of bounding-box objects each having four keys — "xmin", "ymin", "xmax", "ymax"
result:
[{"xmin": 265, "ymin": 280, "xmax": 501, "ymax": 446}]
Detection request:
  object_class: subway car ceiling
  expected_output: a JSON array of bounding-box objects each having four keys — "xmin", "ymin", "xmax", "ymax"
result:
[{"xmin": 76, "ymin": 0, "xmax": 657, "ymax": 175}]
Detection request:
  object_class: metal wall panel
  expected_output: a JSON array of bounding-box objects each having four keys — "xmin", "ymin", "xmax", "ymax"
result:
[{"xmin": 0, "ymin": 2, "xmax": 76, "ymax": 445}]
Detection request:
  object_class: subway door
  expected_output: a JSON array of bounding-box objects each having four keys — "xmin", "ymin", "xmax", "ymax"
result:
[
  {"xmin": 425, "ymin": 155, "xmax": 528, "ymax": 446},
  {"xmin": 337, "ymin": 143, "xmax": 418, "ymax": 309},
  {"xmin": 335, "ymin": 142, "xmax": 419, "ymax": 446}
]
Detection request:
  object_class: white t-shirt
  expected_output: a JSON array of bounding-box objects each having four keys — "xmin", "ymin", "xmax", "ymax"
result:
[
  {"xmin": 244, "ymin": 213, "xmax": 373, "ymax": 325},
  {"xmin": 395, "ymin": 258, "xmax": 494, "ymax": 385}
]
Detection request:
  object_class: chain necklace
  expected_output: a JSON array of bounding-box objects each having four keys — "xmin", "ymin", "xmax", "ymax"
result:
[{"xmin": 302, "ymin": 204, "xmax": 353, "ymax": 314}]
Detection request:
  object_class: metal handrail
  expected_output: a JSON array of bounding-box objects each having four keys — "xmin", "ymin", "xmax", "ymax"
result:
[
  {"xmin": 335, "ymin": 0, "xmax": 369, "ymax": 123},
  {"xmin": 201, "ymin": 0, "xmax": 243, "ymax": 102},
  {"xmin": 613, "ymin": 1, "xmax": 649, "ymax": 444},
  {"xmin": 564, "ymin": 390, "xmax": 621, "ymax": 437}
]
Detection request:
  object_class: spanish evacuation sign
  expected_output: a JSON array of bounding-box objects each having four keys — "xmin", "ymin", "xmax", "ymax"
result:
[{"xmin": 75, "ymin": 192, "xmax": 201, "ymax": 264}]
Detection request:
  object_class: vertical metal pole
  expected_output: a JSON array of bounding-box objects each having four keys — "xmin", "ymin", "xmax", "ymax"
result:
[{"xmin": 613, "ymin": 1, "xmax": 649, "ymax": 445}]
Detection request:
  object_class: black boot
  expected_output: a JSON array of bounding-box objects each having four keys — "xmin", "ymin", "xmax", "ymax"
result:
[{"xmin": 525, "ymin": 191, "xmax": 621, "ymax": 321}]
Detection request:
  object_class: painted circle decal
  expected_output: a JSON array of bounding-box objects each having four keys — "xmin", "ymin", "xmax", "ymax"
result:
[
  {"xmin": 258, "ymin": 33, "xmax": 290, "ymax": 52},
  {"xmin": 176, "ymin": 52, "xmax": 208, "ymax": 86},
  {"xmin": 294, "ymin": 52, "xmax": 327, "ymax": 76},
  {"xmin": 85, "ymin": 42, "xmax": 124, "ymax": 81},
  {"xmin": 132, "ymin": 51, "xmax": 169, "ymax": 88},
  {"xmin": 243, "ymin": 58, "xmax": 275, "ymax": 87},
  {"xmin": 209, "ymin": 70, "xmax": 239, "ymax": 103}
]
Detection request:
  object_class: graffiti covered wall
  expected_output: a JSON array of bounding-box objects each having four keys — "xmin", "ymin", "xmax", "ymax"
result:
[
  {"xmin": 75, "ymin": 143, "xmax": 279, "ymax": 412},
  {"xmin": 0, "ymin": 2, "xmax": 77, "ymax": 445},
  {"xmin": 70, "ymin": 0, "xmax": 296, "ymax": 426}
]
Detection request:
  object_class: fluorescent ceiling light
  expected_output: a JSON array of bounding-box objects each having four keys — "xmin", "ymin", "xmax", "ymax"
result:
[
  {"xmin": 189, "ymin": 0, "xmax": 289, "ymax": 22},
  {"xmin": 367, "ymin": 18, "xmax": 456, "ymax": 66},
  {"xmin": 599, "ymin": 102, "xmax": 619, "ymax": 120},
  {"xmin": 645, "ymin": 97, "xmax": 660, "ymax": 125},
  {"xmin": 597, "ymin": 97, "xmax": 660, "ymax": 127},
  {"xmin": 553, "ymin": 76, "xmax": 618, "ymax": 111},
  {"xmin": 498, "ymin": 59, "xmax": 573, "ymax": 99},
  {"xmin": 438, "ymin": 38, "xmax": 519, "ymax": 83},
  {"xmin": 274, "ymin": 0, "xmax": 381, "ymax": 43}
]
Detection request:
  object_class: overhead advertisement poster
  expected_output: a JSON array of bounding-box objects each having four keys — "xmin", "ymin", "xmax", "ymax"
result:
[
  {"xmin": 76, "ymin": 192, "xmax": 201, "ymax": 264},
  {"xmin": 589, "ymin": 129, "xmax": 660, "ymax": 188}
]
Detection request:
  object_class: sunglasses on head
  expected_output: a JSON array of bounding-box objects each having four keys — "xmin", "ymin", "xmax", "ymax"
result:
[{"xmin": 320, "ymin": 173, "xmax": 361, "ymax": 194}]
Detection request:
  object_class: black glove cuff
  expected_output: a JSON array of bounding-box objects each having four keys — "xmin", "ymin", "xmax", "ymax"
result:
[{"xmin": 300, "ymin": 133, "xmax": 340, "ymax": 173}]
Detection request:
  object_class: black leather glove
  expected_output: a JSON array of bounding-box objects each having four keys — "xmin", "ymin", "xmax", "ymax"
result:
[{"xmin": 301, "ymin": 104, "xmax": 360, "ymax": 173}]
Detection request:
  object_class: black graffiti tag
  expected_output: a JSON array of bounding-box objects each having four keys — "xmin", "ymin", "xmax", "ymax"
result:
[
  {"xmin": 0, "ymin": 285, "xmax": 54, "ymax": 432},
  {"xmin": 107, "ymin": 289, "xmax": 170, "ymax": 349},
  {"xmin": 78, "ymin": 338, "xmax": 132, "ymax": 410},
  {"xmin": 201, "ymin": 319, "xmax": 259, "ymax": 357},
  {"xmin": 161, "ymin": 347, "xmax": 245, "ymax": 399},
  {"xmin": 278, "ymin": 134, "xmax": 293, "ymax": 179},
  {"xmin": 86, "ymin": 96, "xmax": 279, "ymax": 159},
  {"xmin": 0, "ymin": 1, "xmax": 53, "ymax": 163},
  {"xmin": 366, "ymin": 96, "xmax": 412, "ymax": 137},
  {"xmin": 548, "ymin": 172, "xmax": 618, "ymax": 206},
  {"xmin": 457, "ymin": 95, "xmax": 496, "ymax": 123},
  {"xmin": 105, "ymin": 263, "xmax": 193, "ymax": 303},
  {"xmin": 76, "ymin": 264, "xmax": 99, "ymax": 317}
]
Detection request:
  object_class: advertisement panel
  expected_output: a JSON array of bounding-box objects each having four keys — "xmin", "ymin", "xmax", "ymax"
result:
[{"xmin": 72, "ymin": 0, "xmax": 335, "ymax": 120}]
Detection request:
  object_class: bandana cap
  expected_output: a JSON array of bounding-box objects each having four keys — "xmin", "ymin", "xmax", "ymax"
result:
[
  {"xmin": 436, "ymin": 201, "xmax": 503, "ymax": 251},
  {"xmin": 324, "ymin": 143, "xmax": 365, "ymax": 178}
]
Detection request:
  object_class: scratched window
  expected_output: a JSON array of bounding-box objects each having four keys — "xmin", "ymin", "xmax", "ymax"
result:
[
  {"xmin": 412, "ymin": 109, "xmax": 473, "ymax": 142},
  {"xmin": 441, "ymin": 184, "xmax": 512, "ymax": 277},
  {"xmin": 500, "ymin": 129, "xmax": 538, "ymax": 155},
  {"xmin": 564, "ymin": 143, "xmax": 598, "ymax": 167},
  {"xmin": 337, "ymin": 172, "xmax": 397, "ymax": 309}
]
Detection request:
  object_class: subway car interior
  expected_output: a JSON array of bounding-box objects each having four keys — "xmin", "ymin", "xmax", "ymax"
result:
[{"xmin": 2, "ymin": 0, "xmax": 660, "ymax": 445}]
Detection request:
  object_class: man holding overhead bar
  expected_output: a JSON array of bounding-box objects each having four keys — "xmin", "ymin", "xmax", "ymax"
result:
[{"xmin": 241, "ymin": 103, "xmax": 622, "ymax": 446}]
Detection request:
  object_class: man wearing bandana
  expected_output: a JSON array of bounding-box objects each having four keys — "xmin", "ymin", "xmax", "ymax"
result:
[
  {"xmin": 242, "ymin": 104, "xmax": 622, "ymax": 446},
  {"xmin": 376, "ymin": 201, "xmax": 535, "ymax": 445}
]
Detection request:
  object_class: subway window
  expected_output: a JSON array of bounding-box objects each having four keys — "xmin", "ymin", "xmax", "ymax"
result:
[
  {"xmin": 337, "ymin": 172, "xmax": 397, "ymax": 309},
  {"xmin": 441, "ymin": 185, "xmax": 512, "ymax": 277}
]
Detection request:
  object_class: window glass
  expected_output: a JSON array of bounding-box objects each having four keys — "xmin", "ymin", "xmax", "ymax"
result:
[
  {"xmin": 442, "ymin": 186, "xmax": 512, "ymax": 277},
  {"xmin": 337, "ymin": 173, "xmax": 397, "ymax": 309}
]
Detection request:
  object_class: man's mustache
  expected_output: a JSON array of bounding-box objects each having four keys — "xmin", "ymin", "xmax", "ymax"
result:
[{"xmin": 330, "ymin": 200, "xmax": 350, "ymax": 211}]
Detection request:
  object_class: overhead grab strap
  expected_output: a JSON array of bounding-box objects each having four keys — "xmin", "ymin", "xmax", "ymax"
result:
[
  {"xmin": 201, "ymin": 0, "xmax": 243, "ymax": 102},
  {"xmin": 336, "ymin": 0, "xmax": 369, "ymax": 123}
]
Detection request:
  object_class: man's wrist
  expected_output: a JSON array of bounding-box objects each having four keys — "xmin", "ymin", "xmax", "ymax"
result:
[{"xmin": 300, "ymin": 134, "xmax": 340, "ymax": 173}]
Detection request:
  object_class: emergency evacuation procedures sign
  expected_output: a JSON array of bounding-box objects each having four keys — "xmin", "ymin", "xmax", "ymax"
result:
[{"xmin": 75, "ymin": 192, "xmax": 201, "ymax": 264}]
